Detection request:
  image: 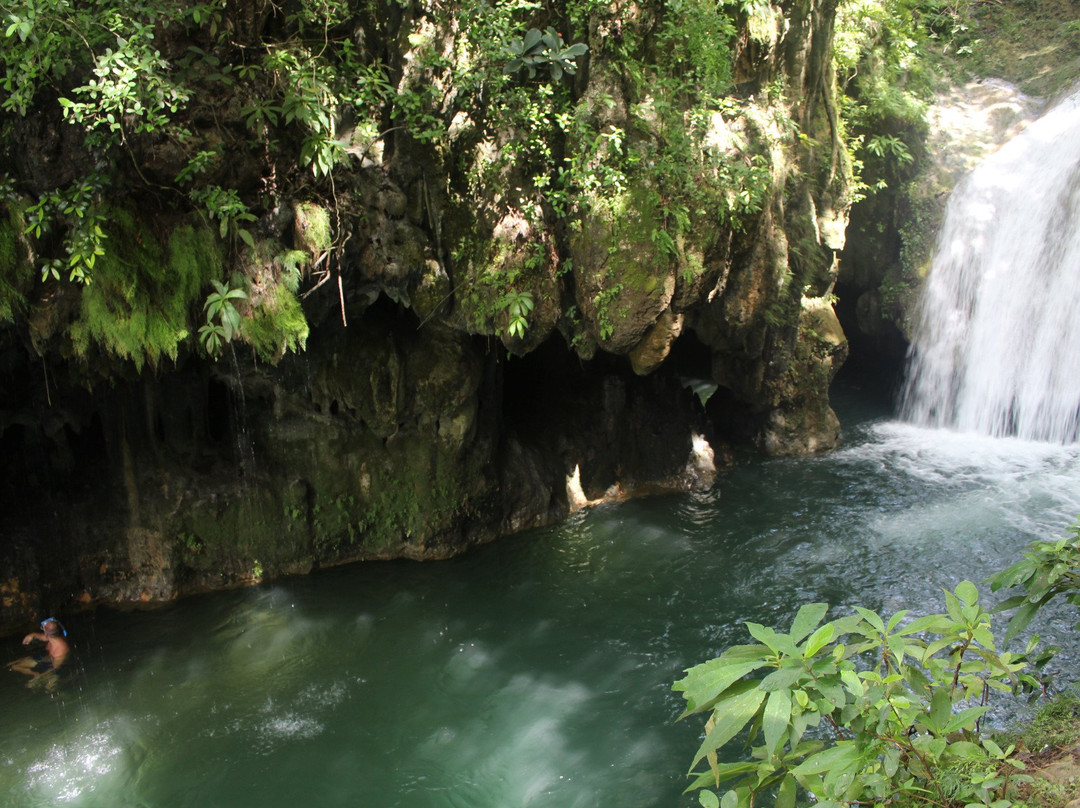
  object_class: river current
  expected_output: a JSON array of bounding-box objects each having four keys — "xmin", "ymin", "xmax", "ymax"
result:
[{"xmin": 4, "ymin": 383, "xmax": 1080, "ymax": 807}]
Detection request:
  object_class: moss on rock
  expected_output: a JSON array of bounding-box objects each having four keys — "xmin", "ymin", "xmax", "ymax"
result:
[
  {"xmin": 70, "ymin": 213, "xmax": 221, "ymax": 371},
  {"xmin": 0, "ymin": 202, "xmax": 32, "ymax": 323}
]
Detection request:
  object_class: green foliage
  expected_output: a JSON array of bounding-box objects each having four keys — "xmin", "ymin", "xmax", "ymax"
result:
[
  {"xmin": 23, "ymin": 176, "xmax": 108, "ymax": 284},
  {"xmin": 865, "ymin": 133, "xmax": 915, "ymax": 164},
  {"xmin": 503, "ymin": 27, "xmax": 588, "ymax": 81},
  {"xmin": 674, "ymin": 582, "xmax": 1034, "ymax": 808},
  {"xmin": 0, "ymin": 199, "xmax": 33, "ymax": 322},
  {"xmin": 241, "ymin": 282, "xmax": 310, "ymax": 363},
  {"xmin": 835, "ymin": 0, "xmax": 933, "ymax": 196},
  {"xmin": 190, "ymin": 186, "xmax": 256, "ymax": 250},
  {"xmin": 58, "ymin": 18, "xmax": 190, "ymax": 148},
  {"xmin": 593, "ymin": 282, "xmax": 624, "ymax": 341},
  {"xmin": 177, "ymin": 531, "xmax": 203, "ymax": 555},
  {"xmin": 988, "ymin": 518, "xmax": 1080, "ymax": 648},
  {"xmin": 501, "ymin": 290, "xmax": 534, "ymax": 340},
  {"xmin": 70, "ymin": 214, "xmax": 219, "ymax": 370},
  {"xmin": 2, "ymin": 0, "xmax": 193, "ymax": 147},
  {"xmin": 668, "ymin": 0, "xmax": 739, "ymax": 99},
  {"xmin": 198, "ymin": 278, "xmax": 247, "ymax": 358}
]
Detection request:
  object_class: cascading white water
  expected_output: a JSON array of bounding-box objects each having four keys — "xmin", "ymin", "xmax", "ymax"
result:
[{"xmin": 900, "ymin": 87, "xmax": 1080, "ymax": 443}]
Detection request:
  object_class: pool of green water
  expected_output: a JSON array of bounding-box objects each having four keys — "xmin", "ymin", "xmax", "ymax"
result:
[{"xmin": 4, "ymin": 385, "xmax": 1080, "ymax": 807}]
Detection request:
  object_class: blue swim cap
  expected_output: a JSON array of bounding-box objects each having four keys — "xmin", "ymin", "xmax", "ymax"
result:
[{"xmin": 40, "ymin": 618, "xmax": 67, "ymax": 637}]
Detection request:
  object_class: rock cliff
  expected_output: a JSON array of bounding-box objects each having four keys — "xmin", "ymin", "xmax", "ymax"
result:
[{"xmin": 0, "ymin": 0, "xmax": 851, "ymax": 632}]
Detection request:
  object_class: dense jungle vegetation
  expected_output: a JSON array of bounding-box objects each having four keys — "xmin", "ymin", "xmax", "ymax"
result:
[{"xmin": 0, "ymin": 0, "xmax": 1020, "ymax": 368}]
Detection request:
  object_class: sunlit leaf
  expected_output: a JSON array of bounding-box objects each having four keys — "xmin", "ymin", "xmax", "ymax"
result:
[
  {"xmin": 689, "ymin": 682, "xmax": 766, "ymax": 769},
  {"xmin": 790, "ymin": 603, "xmax": 828, "ymax": 643}
]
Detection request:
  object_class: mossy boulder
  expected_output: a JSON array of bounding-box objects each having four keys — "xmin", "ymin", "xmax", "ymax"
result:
[{"xmin": 569, "ymin": 183, "xmax": 677, "ymax": 355}]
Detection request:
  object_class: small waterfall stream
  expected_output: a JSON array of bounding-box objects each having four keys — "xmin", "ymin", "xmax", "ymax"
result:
[{"xmin": 900, "ymin": 87, "xmax": 1080, "ymax": 442}]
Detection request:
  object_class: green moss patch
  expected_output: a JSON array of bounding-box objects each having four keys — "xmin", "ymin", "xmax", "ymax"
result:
[
  {"xmin": 70, "ymin": 213, "xmax": 221, "ymax": 370},
  {"xmin": 0, "ymin": 203, "xmax": 32, "ymax": 323}
]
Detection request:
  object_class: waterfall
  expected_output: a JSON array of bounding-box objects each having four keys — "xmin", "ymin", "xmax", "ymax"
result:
[{"xmin": 900, "ymin": 87, "xmax": 1080, "ymax": 443}]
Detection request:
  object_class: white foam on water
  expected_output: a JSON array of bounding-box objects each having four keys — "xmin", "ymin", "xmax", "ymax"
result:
[
  {"xmin": 831, "ymin": 422, "xmax": 1080, "ymax": 557},
  {"xmin": 20, "ymin": 718, "xmax": 143, "ymax": 804}
]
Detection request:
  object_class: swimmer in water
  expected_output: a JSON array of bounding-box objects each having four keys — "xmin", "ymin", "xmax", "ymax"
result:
[{"xmin": 8, "ymin": 618, "xmax": 70, "ymax": 689}]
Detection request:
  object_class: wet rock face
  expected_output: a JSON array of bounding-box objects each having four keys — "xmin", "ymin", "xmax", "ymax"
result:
[
  {"xmin": 0, "ymin": 307, "xmax": 713, "ymax": 633},
  {"xmin": 0, "ymin": 0, "xmax": 853, "ymax": 630}
]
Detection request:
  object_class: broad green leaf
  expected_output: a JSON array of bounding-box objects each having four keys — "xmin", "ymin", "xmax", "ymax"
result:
[
  {"xmin": 760, "ymin": 665, "xmax": 805, "ymax": 692},
  {"xmin": 994, "ymin": 594, "xmax": 1028, "ymax": 611},
  {"xmin": 987, "ymin": 558, "xmax": 1035, "ymax": 591},
  {"xmin": 803, "ymin": 623, "xmax": 834, "ymax": 657},
  {"xmin": 886, "ymin": 609, "xmax": 911, "ymax": 633},
  {"xmin": 955, "ymin": 580, "xmax": 979, "ymax": 606},
  {"xmin": 972, "ymin": 625, "xmax": 995, "ymax": 650},
  {"xmin": 840, "ymin": 669, "xmax": 863, "ymax": 695},
  {"xmin": 711, "ymin": 761, "xmax": 759, "ymax": 783},
  {"xmin": 883, "ymin": 745, "xmax": 900, "ymax": 777},
  {"xmin": 791, "ymin": 742, "xmax": 861, "ymax": 776},
  {"xmin": 942, "ymin": 705, "xmax": 990, "ymax": 735},
  {"xmin": 699, "ymin": 790, "xmax": 720, "ymax": 808},
  {"xmin": 720, "ymin": 790, "xmax": 737, "ymax": 808},
  {"xmin": 790, "ymin": 603, "xmax": 829, "ymax": 643},
  {"xmin": 942, "ymin": 740, "xmax": 984, "ymax": 759},
  {"xmin": 775, "ymin": 774, "xmax": 797, "ymax": 808},
  {"xmin": 522, "ymin": 27, "xmax": 543, "ymax": 52},
  {"xmin": 815, "ymin": 679, "xmax": 847, "ymax": 711},
  {"xmin": 745, "ymin": 623, "xmax": 799, "ymax": 656},
  {"xmin": 685, "ymin": 760, "xmax": 759, "ymax": 793},
  {"xmin": 898, "ymin": 613, "xmax": 953, "ymax": 635},
  {"xmin": 763, "ymin": 690, "xmax": 791, "ymax": 755},
  {"xmin": 924, "ymin": 687, "xmax": 952, "ymax": 735},
  {"xmin": 944, "ymin": 589, "xmax": 964, "ymax": 623},
  {"xmin": 689, "ymin": 683, "xmax": 766, "ymax": 769},
  {"xmin": 854, "ymin": 606, "xmax": 885, "ymax": 633},
  {"xmin": 830, "ymin": 614, "xmax": 866, "ymax": 636},
  {"xmin": 1003, "ymin": 601, "xmax": 1039, "ymax": 646},
  {"xmin": 675, "ymin": 656, "xmax": 769, "ymax": 717},
  {"xmin": 923, "ymin": 636, "xmax": 954, "ymax": 659}
]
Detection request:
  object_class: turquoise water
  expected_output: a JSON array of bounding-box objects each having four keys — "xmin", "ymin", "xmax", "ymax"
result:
[{"xmin": 4, "ymin": 386, "xmax": 1080, "ymax": 807}]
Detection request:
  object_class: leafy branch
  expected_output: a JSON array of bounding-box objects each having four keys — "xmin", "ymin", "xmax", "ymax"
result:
[
  {"xmin": 675, "ymin": 581, "xmax": 1037, "ymax": 808},
  {"xmin": 504, "ymin": 27, "xmax": 588, "ymax": 81},
  {"xmin": 190, "ymin": 186, "xmax": 257, "ymax": 249},
  {"xmin": 198, "ymin": 279, "xmax": 247, "ymax": 358},
  {"xmin": 23, "ymin": 177, "xmax": 108, "ymax": 284},
  {"xmin": 501, "ymin": 290, "xmax": 534, "ymax": 340}
]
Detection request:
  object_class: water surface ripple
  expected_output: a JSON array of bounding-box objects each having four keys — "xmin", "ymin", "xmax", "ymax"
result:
[{"xmin": 4, "ymin": 393, "xmax": 1080, "ymax": 807}]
